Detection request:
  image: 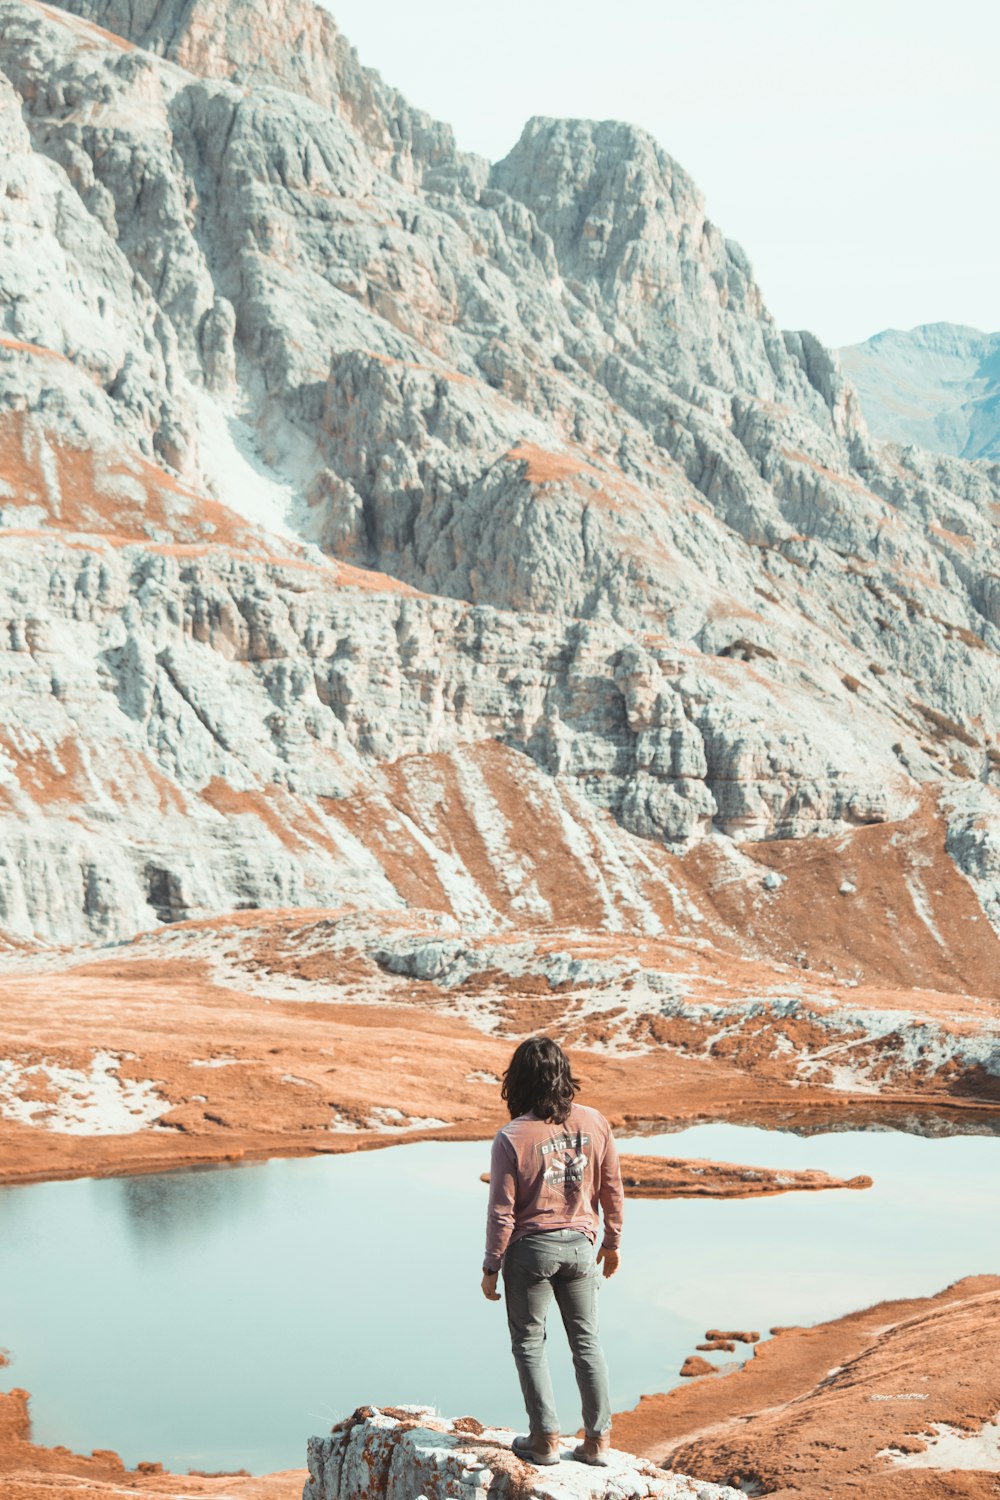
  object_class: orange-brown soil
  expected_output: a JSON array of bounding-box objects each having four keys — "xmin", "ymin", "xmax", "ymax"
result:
[
  {"xmin": 2, "ymin": 925, "xmax": 997, "ymax": 1187},
  {"xmin": 614, "ymin": 1275, "xmax": 1000, "ymax": 1499},
  {"xmin": 678, "ymin": 1357, "xmax": 720, "ymax": 1380},
  {"xmin": 0, "ymin": 1383, "xmax": 303, "ymax": 1500},
  {"xmin": 1, "ymin": 755, "xmax": 997, "ymax": 1489},
  {"xmin": 1, "ymin": 886, "xmax": 998, "ymax": 1187},
  {"xmin": 617, "ymin": 1155, "xmax": 871, "ymax": 1199},
  {"xmin": 0, "ymin": 969, "xmax": 506, "ymax": 1185},
  {"xmin": 0, "ymin": 407, "xmax": 365, "ymax": 585}
]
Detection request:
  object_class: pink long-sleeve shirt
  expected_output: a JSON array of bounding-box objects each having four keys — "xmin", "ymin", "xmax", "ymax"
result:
[{"xmin": 483, "ymin": 1103, "xmax": 624, "ymax": 1273}]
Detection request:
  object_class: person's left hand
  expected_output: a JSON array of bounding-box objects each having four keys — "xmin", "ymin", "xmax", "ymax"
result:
[
  {"xmin": 596, "ymin": 1246, "xmax": 620, "ymax": 1279},
  {"xmin": 481, "ymin": 1271, "xmax": 501, "ymax": 1301}
]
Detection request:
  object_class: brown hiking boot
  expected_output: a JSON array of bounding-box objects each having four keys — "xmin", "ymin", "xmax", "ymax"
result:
[
  {"xmin": 572, "ymin": 1431, "xmax": 611, "ymax": 1466},
  {"xmin": 511, "ymin": 1432, "xmax": 562, "ymax": 1465}
]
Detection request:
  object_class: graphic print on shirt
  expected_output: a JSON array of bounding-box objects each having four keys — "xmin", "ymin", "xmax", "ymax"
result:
[{"xmin": 539, "ymin": 1132, "xmax": 591, "ymax": 1192}]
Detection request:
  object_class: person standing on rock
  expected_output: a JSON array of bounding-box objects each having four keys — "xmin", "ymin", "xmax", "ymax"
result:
[{"xmin": 481, "ymin": 1036, "xmax": 623, "ymax": 1468}]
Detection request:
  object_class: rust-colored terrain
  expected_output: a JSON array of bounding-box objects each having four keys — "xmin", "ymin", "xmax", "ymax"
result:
[
  {"xmin": 3, "ymin": 906, "xmax": 997, "ymax": 1496},
  {"xmin": 615, "ymin": 1154, "xmax": 872, "ymax": 1198},
  {"xmin": 0, "ymin": 1380, "xmax": 303, "ymax": 1500},
  {"xmin": 615, "ymin": 1276, "xmax": 1000, "ymax": 1499},
  {"xmin": 3, "ymin": 786, "xmax": 1000, "ymax": 1188},
  {"xmin": 2, "ymin": 800, "xmax": 998, "ymax": 1500}
]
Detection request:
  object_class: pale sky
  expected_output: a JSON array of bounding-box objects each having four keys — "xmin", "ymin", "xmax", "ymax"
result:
[{"xmin": 325, "ymin": 0, "xmax": 999, "ymax": 349}]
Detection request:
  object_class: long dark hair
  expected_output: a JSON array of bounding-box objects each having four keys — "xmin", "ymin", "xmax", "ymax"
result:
[{"xmin": 501, "ymin": 1036, "xmax": 579, "ymax": 1124}]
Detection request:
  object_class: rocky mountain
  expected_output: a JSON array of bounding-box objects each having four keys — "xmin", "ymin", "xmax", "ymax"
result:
[
  {"xmin": 0, "ymin": 0, "xmax": 999, "ymax": 970},
  {"xmin": 840, "ymin": 322, "xmax": 1000, "ymax": 462}
]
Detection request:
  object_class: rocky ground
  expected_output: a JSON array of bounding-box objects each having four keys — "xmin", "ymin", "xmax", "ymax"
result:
[
  {"xmin": 305, "ymin": 1408, "xmax": 740, "ymax": 1500},
  {"xmin": 613, "ymin": 1154, "xmax": 871, "ymax": 1200},
  {"xmin": 1, "ymin": 882, "xmax": 998, "ymax": 1185},
  {"xmin": 615, "ymin": 1275, "xmax": 1000, "ymax": 1499},
  {"xmin": 1, "ymin": 0, "xmax": 999, "ymax": 1177}
]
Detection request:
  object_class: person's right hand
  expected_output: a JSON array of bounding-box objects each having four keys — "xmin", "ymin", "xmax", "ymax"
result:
[{"xmin": 596, "ymin": 1247, "xmax": 620, "ymax": 1279}]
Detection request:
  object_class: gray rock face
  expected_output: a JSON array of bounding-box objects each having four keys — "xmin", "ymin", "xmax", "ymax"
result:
[
  {"xmin": 304, "ymin": 1407, "xmax": 742, "ymax": 1500},
  {"xmin": 0, "ymin": 0, "xmax": 998, "ymax": 949},
  {"xmin": 840, "ymin": 323, "xmax": 1000, "ymax": 462},
  {"xmin": 0, "ymin": 533, "xmax": 919, "ymax": 945}
]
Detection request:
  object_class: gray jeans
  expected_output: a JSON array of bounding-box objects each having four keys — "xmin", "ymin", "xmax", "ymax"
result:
[{"xmin": 502, "ymin": 1228, "xmax": 611, "ymax": 1437}]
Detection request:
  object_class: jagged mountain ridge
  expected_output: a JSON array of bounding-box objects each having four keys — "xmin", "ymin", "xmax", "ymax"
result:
[
  {"xmin": 0, "ymin": 0, "xmax": 998, "ymax": 953},
  {"xmin": 840, "ymin": 322, "xmax": 1000, "ymax": 463}
]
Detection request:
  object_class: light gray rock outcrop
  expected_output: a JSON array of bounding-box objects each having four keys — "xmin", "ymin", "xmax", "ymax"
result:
[
  {"xmin": 304, "ymin": 1408, "xmax": 742, "ymax": 1500},
  {"xmin": 0, "ymin": 532, "xmax": 924, "ymax": 944}
]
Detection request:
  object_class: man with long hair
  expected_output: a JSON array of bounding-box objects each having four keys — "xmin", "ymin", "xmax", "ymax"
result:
[{"xmin": 481, "ymin": 1036, "xmax": 624, "ymax": 1467}]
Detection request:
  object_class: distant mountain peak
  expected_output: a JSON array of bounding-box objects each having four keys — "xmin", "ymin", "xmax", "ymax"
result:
[{"xmin": 840, "ymin": 322, "xmax": 1000, "ymax": 463}]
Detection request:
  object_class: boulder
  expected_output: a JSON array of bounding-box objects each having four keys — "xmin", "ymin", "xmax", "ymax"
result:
[{"xmin": 304, "ymin": 1407, "xmax": 743, "ymax": 1500}]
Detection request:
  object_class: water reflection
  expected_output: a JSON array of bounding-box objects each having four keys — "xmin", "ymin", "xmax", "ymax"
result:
[
  {"xmin": 624, "ymin": 1107, "xmax": 1000, "ymax": 1140},
  {"xmin": 115, "ymin": 1161, "xmax": 268, "ymax": 1249}
]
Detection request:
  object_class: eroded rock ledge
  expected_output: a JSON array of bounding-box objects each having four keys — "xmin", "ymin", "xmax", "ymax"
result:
[
  {"xmin": 304, "ymin": 1408, "xmax": 741, "ymax": 1500},
  {"xmin": 617, "ymin": 1155, "xmax": 871, "ymax": 1199}
]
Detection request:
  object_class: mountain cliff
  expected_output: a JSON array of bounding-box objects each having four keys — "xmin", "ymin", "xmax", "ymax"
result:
[
  {"xmin": 840, "ymin": 322, "xmax": 1000, "ymax": 462},
  {"xmin": 0, "ymin": 0, "xmax": 998, "ymax": 974}
]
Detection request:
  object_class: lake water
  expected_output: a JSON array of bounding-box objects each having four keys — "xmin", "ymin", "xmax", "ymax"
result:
[{"xmin": 1, "ymin": 1121, "xmax": 998, "ymax": 1475}]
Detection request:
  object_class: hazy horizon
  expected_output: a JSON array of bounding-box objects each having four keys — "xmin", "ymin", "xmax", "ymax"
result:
[{"xmin": 326, "ymin": 0, "xmax": 999, "ymax": 350}]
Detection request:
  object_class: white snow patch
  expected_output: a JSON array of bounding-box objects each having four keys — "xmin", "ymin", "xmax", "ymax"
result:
[
  {"xmin": 0, "ymin": 1051, "xmax": 164, "ymax": 1134},
  {"xmin": 192, "ymin": 391, "xmax": 298, "ymax": 540},
  {"xmin": 618, "ymin": 826, "xmax": 702, "ymax": 929},
  {"xmin": 328, "ymin": 1106, "xmax": 450, "ymax": 1134},
  {"xmin": 0, "ymin": 502, "xmax": 49, "ymax": 529},
  {"xmin": 904, "ymin": 870, "xmax": 946, "ymax": 947},
  {"xmin": 387, "ymin": 800, "xmax": 500, "ymax": 928},
  {"xmin": 820, "ymin": 1064, "xmax": 881, "ymax": 1094},
  {"xmin": 561, "ymin": 787, "xmax": 665, "ymax": 935},
  {"xmin": 881, "ymin": 1411, "xmax": 1000, "ymax": 1469},
  {"xmin": 368, "ymin": 1106, "xmax": 449, "ymax": 1132},
  {"xmin": 548, "ymin": 786, "xmax": 625, "ymax": 933}
]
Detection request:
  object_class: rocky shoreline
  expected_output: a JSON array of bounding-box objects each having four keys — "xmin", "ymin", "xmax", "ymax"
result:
[
  {"xmin": 2, "ymin": 896, "xmax": 998, "ymax": 1189},
  {"xmin": 4, "ymin": 1276, "xmax": 999, "ymax": 1499},
  {"xmin": 2, "ymin": 1054, "xmax": 994, "ymax": 1498},
  {"xmin": 616, "ymin": 1275, "xmax": 1000, "ymax": 1498}
]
